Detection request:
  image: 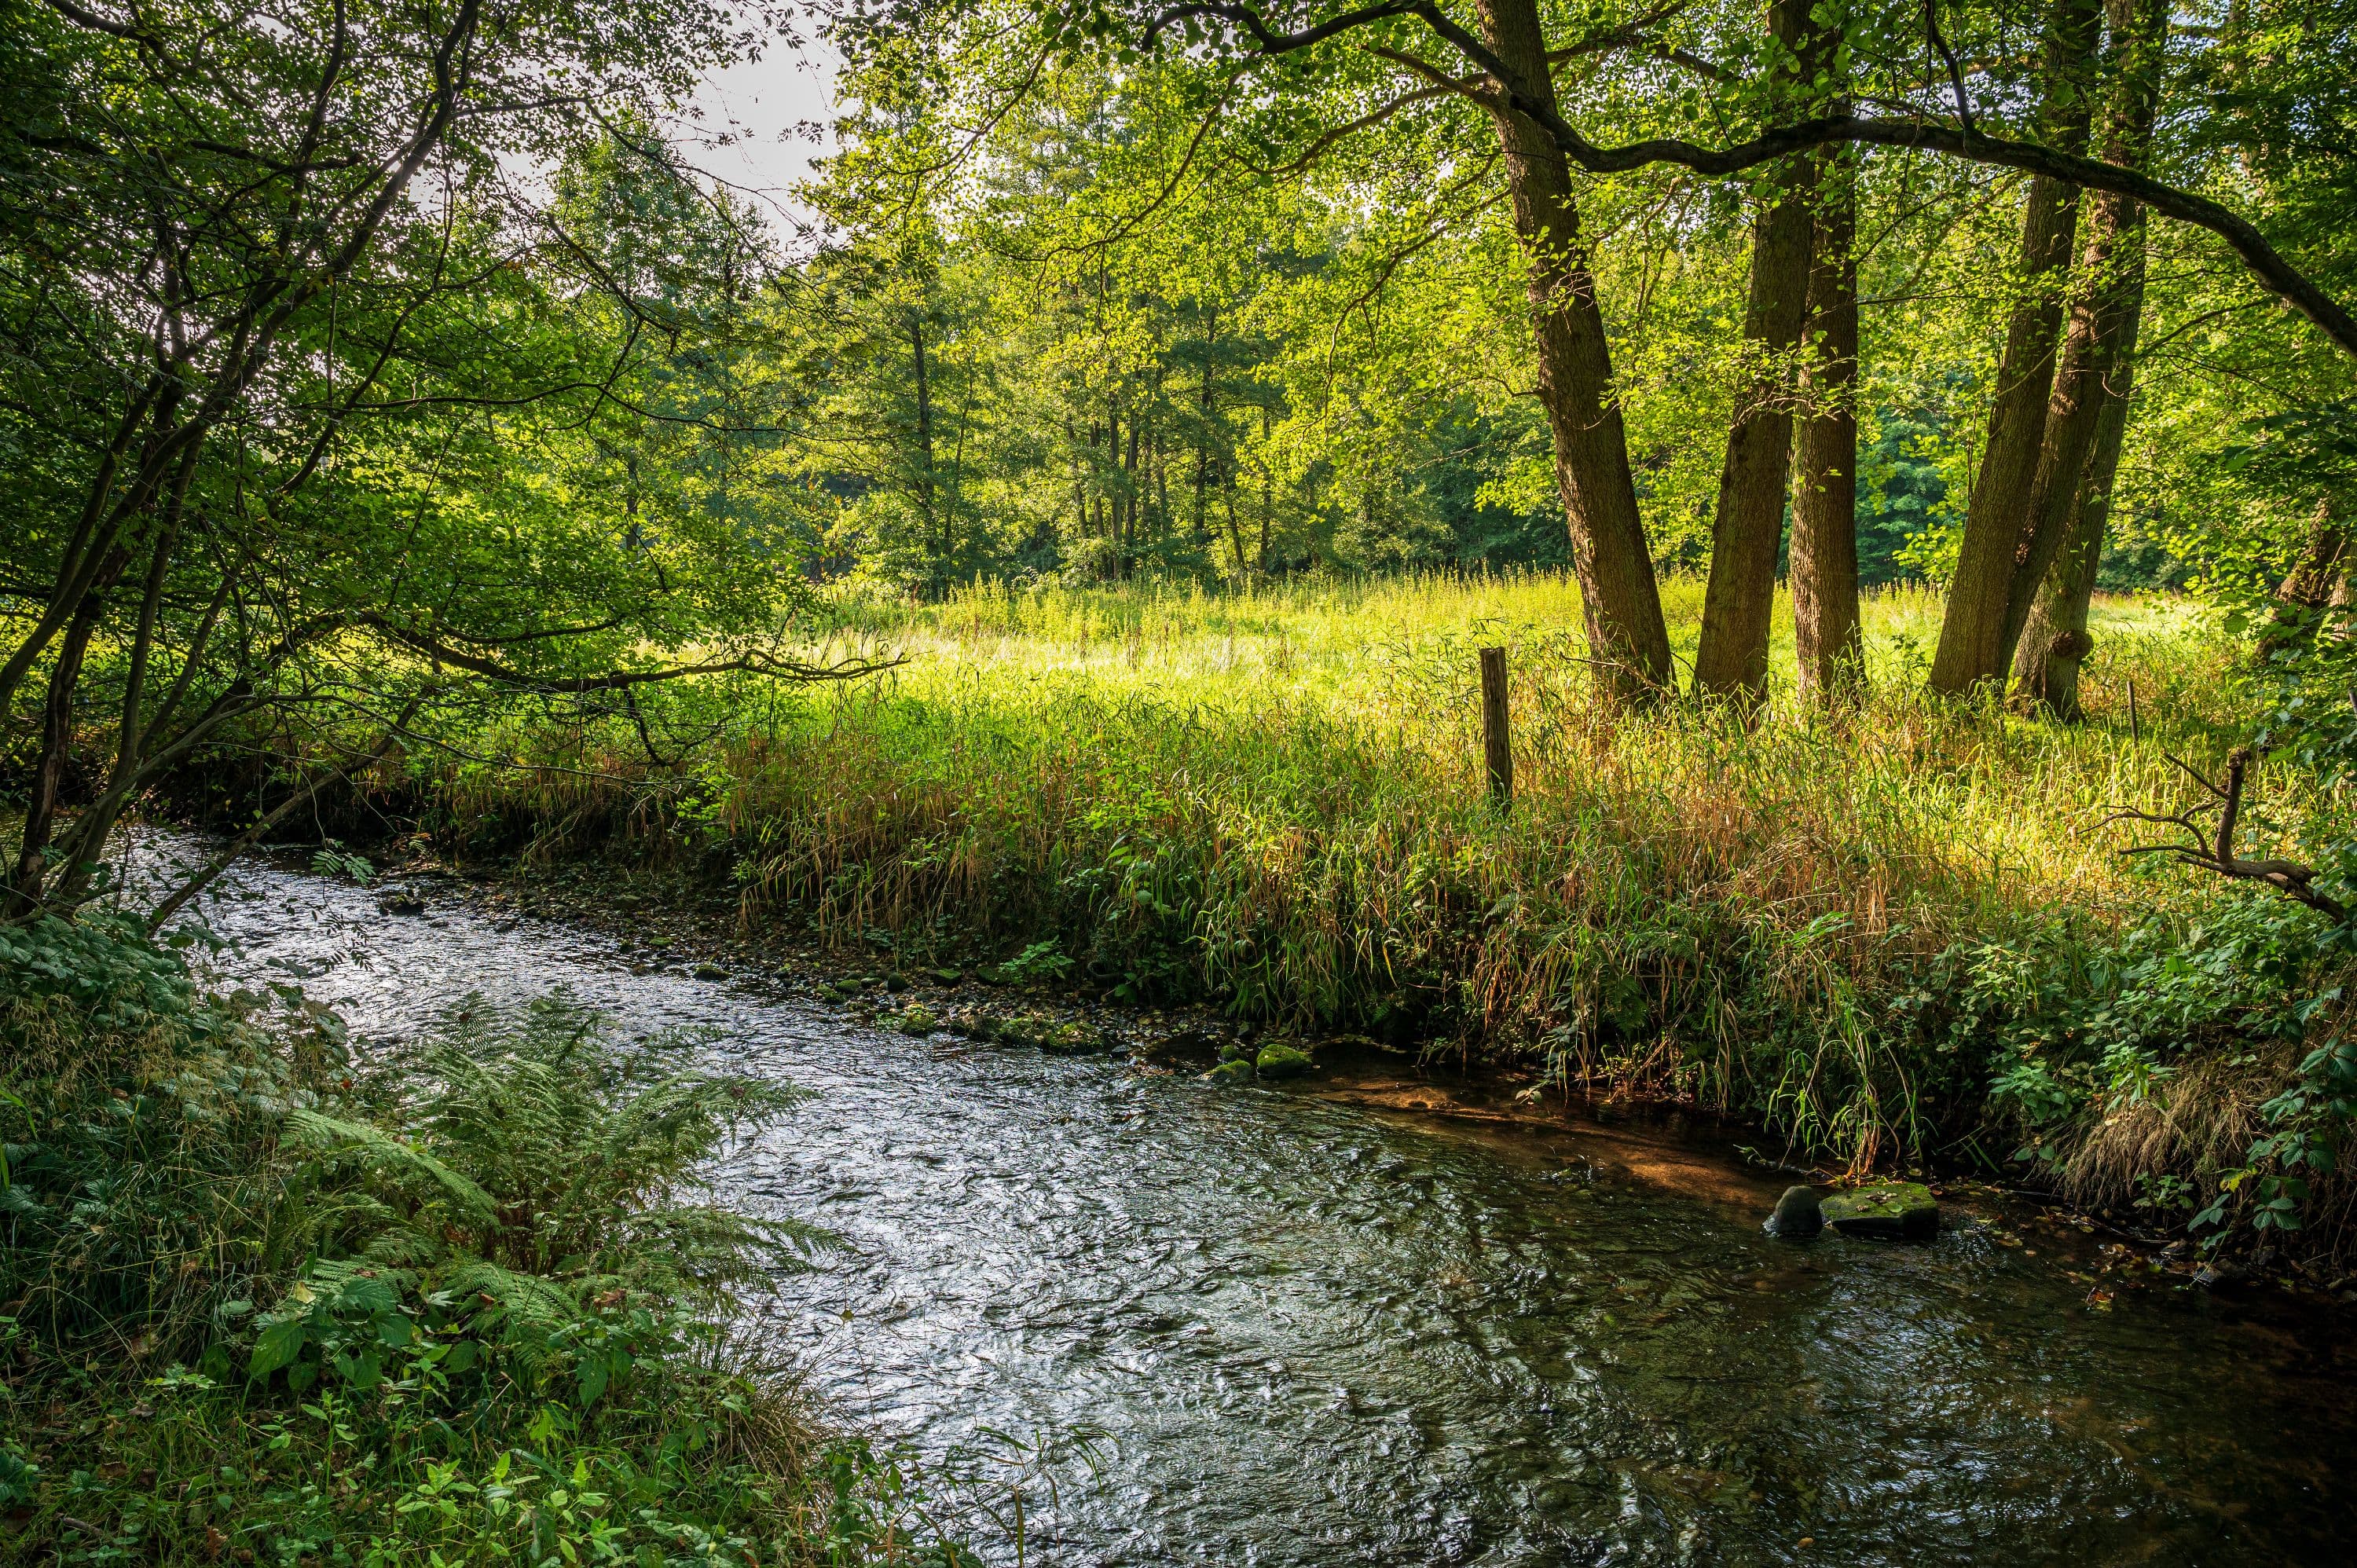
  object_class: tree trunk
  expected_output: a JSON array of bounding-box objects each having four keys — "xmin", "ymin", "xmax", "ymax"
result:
[
  {"xmin": 1791, "ymin": 140, "xmax": 1864, "ymax": 707},
  {"xmin": 2011, "ymin": 382, "xmax": 2133, "ymax": 717},
  {"xmin": 1475, "ymin": 0, "xmax": 1673, "ymax": 704},
  {"xmin": 1195, "ymin": 308, "xmax": 1216, "ymax": 539},
  {"xmin": 911, "ymin": 313, "xmax": 936, "ymax": 534},
  {"xmin": 1124, "ymin": 414, "xmax": 1142, "ymax": 562},
  {"xmin": 1693, "ymin": 0, "xmax": 1817, "ymax": 705},
  {"xmin": 7, "ymin": 550, "xmax": 125, "ymax": 918},
  {"xmin": 1257, "ymin": 405, "xmax": 1274, "ymax": 570},
  {"xmin": 1927, "ymin": 0, "xmax": 2104, "ymax": 695},
  {"xmin": 1997, "ymin": 0, "xmax": 2167, "ymax": 686},
  {"xmin": 2259, "ymin": 497, "xmax": 2349, "ymax": 661}
]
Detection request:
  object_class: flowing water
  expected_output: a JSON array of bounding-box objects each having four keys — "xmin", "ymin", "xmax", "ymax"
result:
[{"xmin": 131, "ymin": 837, "xmax": 2357, "ymax": 1566}]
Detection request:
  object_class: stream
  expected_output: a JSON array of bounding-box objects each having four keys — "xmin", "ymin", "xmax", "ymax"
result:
[{"xmin": 131, "ymin": 836, "xmax": 2357, "ymax": 1566}]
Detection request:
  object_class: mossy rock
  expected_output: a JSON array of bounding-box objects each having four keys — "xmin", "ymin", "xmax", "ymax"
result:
[
  {"xmin": 1254, "ymin": 1043, "xmax": 1313, "ymax": 1079},
  {"xmin": 995, "ymin": 1013, "xmax": 1050, "ymax": 1047},
  {"xmin": 884, "ymin": 1004, "xmax": 937, "ymax": 1036},
  {"xmin": 1201, "ymin": 1058, "xmax": 1256, "ymax": 1085},
  {"xmin": 1822, "ymin": 1181, "xmax": 1939, "ymax": 1241},
  {"xmin": 1217, "ymin": 1038, "xmax": 1254, "ymax": 1063},
  {"xmin": 1039, "ymin": 1020, "xmax": 1109, "ymax": 1055},
  {"xmin": 692, "ymin": 962, "xmax": 728, "ymax": 981}
]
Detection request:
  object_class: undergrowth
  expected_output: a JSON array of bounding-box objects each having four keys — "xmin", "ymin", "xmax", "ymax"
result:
[
  {"xmin": 170, "ymin": 570, "xmax": 2357, "ymax": 1260},
  {"xmin": 0, "ymin": 913, "xmax": 966, "ymax": 1565}
]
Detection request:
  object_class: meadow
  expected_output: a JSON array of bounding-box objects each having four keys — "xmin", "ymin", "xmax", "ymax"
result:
[{"xmin": 390, "ymin": 570, "xmax": 2340, "ymax": 1237}]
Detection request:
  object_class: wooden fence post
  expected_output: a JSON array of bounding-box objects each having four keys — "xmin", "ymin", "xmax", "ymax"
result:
[{"xmin": 1479, "ymin": 646, "xmax": 1512, "ymax": 809}]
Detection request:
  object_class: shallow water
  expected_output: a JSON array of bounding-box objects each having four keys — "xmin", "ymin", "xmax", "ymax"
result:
[{"xmin": 131, "ymin": 837, "xmax": 2357, "ymax": 1566}]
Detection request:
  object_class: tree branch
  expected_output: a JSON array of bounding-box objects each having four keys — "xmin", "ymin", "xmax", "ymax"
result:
[
  {"xmin": 1145, "ymin": 2, "xmax": 2357, "ymax": 361},
  {"xmin": 2108, "ymin": 748, "xmax": 2347, "ymax": 921},
  {"xmin": 351, "ymin": 614, "xmax": 904, "ymax": 692}
]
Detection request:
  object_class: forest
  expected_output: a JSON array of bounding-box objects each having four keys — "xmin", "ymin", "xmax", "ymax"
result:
[{"xmin": 5, "ymin": 0, "xmax": 2357, "ymax": 1562}]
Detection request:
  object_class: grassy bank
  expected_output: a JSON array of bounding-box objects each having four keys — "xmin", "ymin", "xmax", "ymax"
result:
[
  {"xmin": 0, "ymin": 913, "xmax": 965, "ymax": 1566},
  {"xmin": 197, "ymin": 571, "xmax": 2357, "ymax": 1257}
]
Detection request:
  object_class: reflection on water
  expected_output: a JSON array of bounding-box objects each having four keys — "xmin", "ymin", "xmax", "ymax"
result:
[{"xmin": 130, "ymin": 837, "xmax": 2356, "ymax": 1565}]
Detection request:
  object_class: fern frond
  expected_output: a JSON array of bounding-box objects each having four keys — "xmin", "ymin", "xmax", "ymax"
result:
[{"xmin": 285, "ymin": 1108, "xmax": 497, "ymax": 1227}]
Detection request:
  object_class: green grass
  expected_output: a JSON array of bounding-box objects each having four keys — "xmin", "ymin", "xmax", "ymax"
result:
[
  {"xmin": 189, "ymin": 569, "xmax": 2357, "ymax": 1251},
  {"xmin": 390, "ymin": 573, "xmax": 2277, "ymax": 1165}
]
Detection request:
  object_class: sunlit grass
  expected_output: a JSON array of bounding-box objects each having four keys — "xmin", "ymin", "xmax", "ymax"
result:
[{"xmin": 425, "ymin": 570, "xmax": 2268, "ymax": 1168}]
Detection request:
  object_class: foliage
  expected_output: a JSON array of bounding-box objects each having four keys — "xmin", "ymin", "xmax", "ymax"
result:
[
  {"xmin": 0, "ymin": 929, "xmax": 963, "ymax": 1564},
  {"xmin": 281, "ymin": 570, "xmax": 2356, "ymax": 1247}
]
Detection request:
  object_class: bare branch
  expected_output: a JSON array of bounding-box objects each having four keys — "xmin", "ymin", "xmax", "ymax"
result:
[
  {"xmin": 351, "ymin": 614, "xmax": 904, "ymax": 693},
  {"xmin": 2110, "ymin": 748, "xmax": 2347, "ymax": 921}
]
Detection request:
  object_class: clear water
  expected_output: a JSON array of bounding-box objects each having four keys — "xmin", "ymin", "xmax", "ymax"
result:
[{"xmin": 132, "ymin": 838, "xmax": 2357, "ymax": 1566}]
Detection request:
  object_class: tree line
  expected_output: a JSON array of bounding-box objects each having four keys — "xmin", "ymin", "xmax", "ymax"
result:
[{"xmin": 3, "ymin": 0, "xmax": 2354, "ymax": 921}]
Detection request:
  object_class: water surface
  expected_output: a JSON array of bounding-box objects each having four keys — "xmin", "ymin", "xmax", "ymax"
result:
[{"xmin": 134, "ymin": 839, "xmax": 2357, "ymax": 1566}]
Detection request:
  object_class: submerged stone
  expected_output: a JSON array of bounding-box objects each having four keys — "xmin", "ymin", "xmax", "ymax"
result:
[
  {"xmin": 1255, "ymin": 1043, "xmax": 1313, "ymax": 1079},
  {"xmin": 1822, "ymin": 1181, "xmax": 1939, "ymax": 1241},
  {"xmin": 1764, "ymin": 1185, "xmax": 1824, "ymax": 1238}
]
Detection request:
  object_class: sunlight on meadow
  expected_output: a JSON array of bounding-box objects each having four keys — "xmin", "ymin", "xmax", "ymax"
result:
[{"xmin": 795, "ymin": 570, "xmax": 2246, "ymax": 925}]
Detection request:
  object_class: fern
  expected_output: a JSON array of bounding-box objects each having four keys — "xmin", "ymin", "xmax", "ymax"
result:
[{"xmin": 314, "ymin": 992, "xmax": 830, "ymax": 1314}]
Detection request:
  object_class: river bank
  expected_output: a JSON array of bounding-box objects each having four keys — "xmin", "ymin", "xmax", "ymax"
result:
[
  {"xmin": 168, "ymin": 574, "xmax": 2357, "ymax": 1266},
  {"xmin": 283, "ymin": 833, "xmax": 2357, "ymax": 1312},
  {"xmin": 0, "ymin": 881, "xmax": 971, "ymax": 1566},
  {"xmin": 90, "ymin": 827, "xmax": 2357, "ymax": 1565}
]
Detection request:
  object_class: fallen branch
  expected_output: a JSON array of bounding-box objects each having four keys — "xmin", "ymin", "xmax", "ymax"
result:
[{"xmin": 2107, "ymin": 746, "xmax": 2347, "ymax": 921}]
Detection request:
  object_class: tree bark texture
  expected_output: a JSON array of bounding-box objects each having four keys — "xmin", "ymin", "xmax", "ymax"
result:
[
  {"xmin": 2011, "ymin": 379, "xmax": 2132, "ymax": 716},
  {"xmin": 1927, "ymin": 0, "xmax": 2105, "ymax": 694},
  {"xmin": 1996, "ymin": 0, "xmax": 2167, "ymax": 690},
  {"xmin": 1693, "ymin": 0, "xmax": 1818, "ymax": 705},
  {"xmin": 1475, "ymin": 0, "xmax": 1673, "ymax": 704},
  {"xmin": 1791, "ymin": 140, "xmax": 1864, "ymax": 706},
  {"xmin": 2260, "ymin": 497, "xmax": 2352, "ymax": 660}
]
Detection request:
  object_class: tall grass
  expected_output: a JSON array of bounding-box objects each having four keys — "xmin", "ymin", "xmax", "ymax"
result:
[{"xmin": 382, "ymin": 571, "xmax": 2289, "ymax": 1183}]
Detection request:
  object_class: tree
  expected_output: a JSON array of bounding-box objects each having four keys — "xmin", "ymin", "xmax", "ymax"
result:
[
  {"xmin": 1790, "ymin": 2, "xmax": 1862, "ymax": 706},
  {"xmin": 1926, "ymin": 0, "xmax": 2103, "ymax": 696},
  {"xmin": 2007, "ymin": 0, "xmax": 2168, "ymax": 711},
  {"xmin": 0, "ymin": 2, "xmax": 863, "ymax": 922},
  {"xmin": 1692, "ymin": 0, "xmax": 1818, "ymax": 706}
]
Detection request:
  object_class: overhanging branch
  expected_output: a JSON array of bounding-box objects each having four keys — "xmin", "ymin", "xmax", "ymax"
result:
[
  {"xmin": 354, "ymin": 614, "xmax": 904, "ymax": 692},
  {"xmin": 1145, "ymin": 2, "xmax": 2357, "ymax": 361}
]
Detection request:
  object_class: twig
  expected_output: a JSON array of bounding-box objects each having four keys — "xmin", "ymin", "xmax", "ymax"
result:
[{"xmin": 2107, "ymin": 747, "xmax": 2346, "ymax": 920}]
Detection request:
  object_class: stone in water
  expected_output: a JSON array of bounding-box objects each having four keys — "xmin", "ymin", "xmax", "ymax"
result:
[
  {"xmin": 1821, "ymin": 1181, "xmax": 1939, "ymax": 1240},
  {"xmin": 1764, "ymin": 1185, "xmax": 1823, "ymax": 1238}
]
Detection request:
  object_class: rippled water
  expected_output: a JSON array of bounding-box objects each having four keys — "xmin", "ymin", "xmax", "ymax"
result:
[{"xmin": 130, "ymin": 837, "xmax": 2357, "ymax": 1565}]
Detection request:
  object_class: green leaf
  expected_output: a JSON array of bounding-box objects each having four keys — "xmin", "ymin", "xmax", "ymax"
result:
[{"xmin": 248, "ymin": 1320, "xmax": 306, "ymax": 1380}]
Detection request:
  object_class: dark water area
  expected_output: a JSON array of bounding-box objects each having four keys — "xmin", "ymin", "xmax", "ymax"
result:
[{"xmin": 126, "ymin": 836, "xmax": 2357, "ymax": 1566}]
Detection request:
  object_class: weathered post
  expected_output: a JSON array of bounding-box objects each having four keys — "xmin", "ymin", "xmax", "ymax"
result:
[{"xmin": 1479, "ymin": 646, "xmax": 1512, "ymax": 810}]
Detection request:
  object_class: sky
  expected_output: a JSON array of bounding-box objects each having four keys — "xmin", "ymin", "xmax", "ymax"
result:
[{"xmin": 676, "ymin": 13, "xmax": 843, "ymax": 233}]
